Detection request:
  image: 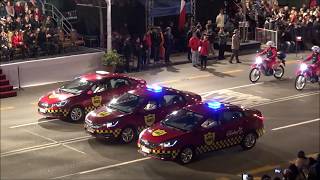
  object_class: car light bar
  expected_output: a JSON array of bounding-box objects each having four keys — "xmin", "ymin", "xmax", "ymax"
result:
[
  {"xmin": 207, "ymin": 101, "xmax": 223, "ymax": 109},
  {"xmin": 146, "ymin": 84, "xmax": 163, "ymax": 93}
]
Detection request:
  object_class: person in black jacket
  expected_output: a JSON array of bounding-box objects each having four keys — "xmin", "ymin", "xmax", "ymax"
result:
[
  {"xmin": 308, "ymin": 154, "xmax": 320, "ymax": 180},
  {"xmin": 134, "ymin": 37, "xmax": 146, "ymax": 71},
  {"xmin": 122, "ymin": 37, "xmax": 132, "ymax": 72},
  {"xmin": 151, "ymin": 28, "xmax": 161, "ymax": 63},
  {"xmin": 164, "ymin": 27, "xmax": 174, "ymax": 64}
]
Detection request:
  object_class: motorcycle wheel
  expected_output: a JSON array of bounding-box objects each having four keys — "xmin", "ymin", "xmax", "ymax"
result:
[
  {"xmin": 273, "ymin": 65, "xmax": 284, "ymax": 79},
  {"xmin": 295, "ymin": 75, "xmax": 306, "ymax": 91},
  {"xmin": 249, "ymin": 68, "xmax": 261, "ymax": 83}
]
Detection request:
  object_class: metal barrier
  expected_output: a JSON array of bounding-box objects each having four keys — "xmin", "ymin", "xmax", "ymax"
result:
[{"xmin": 255, "ymin": 28, "xmax": 278, "ymax": 48}]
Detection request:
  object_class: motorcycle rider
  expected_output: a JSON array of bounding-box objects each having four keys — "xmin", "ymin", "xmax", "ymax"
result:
[
  {"xmin": 258, "ymin": 41, "xmax": 277, "ymax": 75},
  {"xmin": 303, "ymin": 46, "xmax": 320, "ymax": 80}
]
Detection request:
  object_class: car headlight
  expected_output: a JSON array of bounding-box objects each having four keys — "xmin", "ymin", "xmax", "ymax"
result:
[
  {"xmin": 160, "ymin": 139, "xmax": 178, "ymax": 148},
  {"xmin": 139, "ymin": 128, "xmax": 148, "ymax": 139},
  {"xmin": 102, "ymin": 120, "xmax": 119, "ymax": 128},
  {"xmin": 255, "ymin": 56, "xmax": 263, "ymax": 64},
  {"xmin": 54, "ymin": 100, "xmax": 69, "ymax": 107},
  {"xmin": 300, "ymin": 63, "xmax": 308, "ymax": 72}
]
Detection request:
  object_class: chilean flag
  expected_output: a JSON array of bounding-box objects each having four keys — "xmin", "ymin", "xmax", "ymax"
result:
[
  {"xmin": 309, "ymin": 0, "xmax": 318, "ymax": 8},
  {"xmin": 179, "ymin": 0, "xmax": 186, "ymax": 31}
]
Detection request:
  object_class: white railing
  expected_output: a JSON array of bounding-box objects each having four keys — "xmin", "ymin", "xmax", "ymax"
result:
[
  {"xmin": 43, "ymin": 3, "xmax": 73, "ymax": 34},
  {"xmin": 255, "ymin": 28, "xmax": 278, "ymax": 48}
]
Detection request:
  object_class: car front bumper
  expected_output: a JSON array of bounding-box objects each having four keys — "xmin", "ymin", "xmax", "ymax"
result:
[
  {"xmin": 84, "ymin": 125, "xmax": 122, "ymax": 139},
  {"xmin": 137, "ymin": 143, "xmax": 179, "ymax": 160}
]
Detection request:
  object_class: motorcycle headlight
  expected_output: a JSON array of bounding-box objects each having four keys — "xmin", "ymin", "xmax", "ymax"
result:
[
  {"xmin": 102, "ymin": 120, "xmax": 119, "ymax": 128},
  {"xmin": 256, "ymin": 56, "xmax": 263, "ymax": 64},
  {"xmin": 300, "ymin": 63, "xmax": 308, "ymax": 72},
  {"xmin": 139, "ymin": 128, "xmax": 147, "ymax": 139},
  {"xmin": 54, "ymin": 100, "xmax": 69, "ymax": 107},
  {"xmin": 160, "ymin": 140, "xmax": 178, "ymax": 148}
]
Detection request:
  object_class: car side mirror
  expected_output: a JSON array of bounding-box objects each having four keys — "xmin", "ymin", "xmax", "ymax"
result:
[{"xmin": 87, "ymin": 90, "xmax": 93, "ymax": 95}]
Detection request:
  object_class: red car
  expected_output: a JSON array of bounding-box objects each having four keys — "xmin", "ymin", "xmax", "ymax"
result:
[
  {"xmin": 38, "ymin": 71, "xmax": 146, "ymax": 121},
  {"xmin": 138, "ymin": 101, "xmax": 265, "ymax": 164},
  {"xmin": 84, "ymin": 85, "xmax": 202, "ymax": 143}
]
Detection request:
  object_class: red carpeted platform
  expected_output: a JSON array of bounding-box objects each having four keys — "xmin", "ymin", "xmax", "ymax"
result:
[{"xmin": 0, "ymin": 69, "xmax": 17, "ymax": 99}]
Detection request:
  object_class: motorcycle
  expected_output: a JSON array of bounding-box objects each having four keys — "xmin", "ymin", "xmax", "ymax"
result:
[
  {"xmin": 249, "ymin": 52, "xmax": 286, "ymax": 83},
  {"xmin": 294, "ymin": 62, "xmax": 319, "ymax": 90}
]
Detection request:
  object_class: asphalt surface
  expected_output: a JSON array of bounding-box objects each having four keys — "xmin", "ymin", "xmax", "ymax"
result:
[{"xmin": 1, "ymin": 52, "xmax": 319, "ymax": 180}]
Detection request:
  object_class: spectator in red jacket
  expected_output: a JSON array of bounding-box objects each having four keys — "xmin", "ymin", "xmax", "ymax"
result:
[
  {"xmin": 12, "ymin": 30, "xmax": 25, "ymax": 57},
  {"xmin": 199, "ymin": 35, "xmax": 209, "ymax": 70},
  {"xmin": 188, "ymin": 32, "xmax": 200, "ymax": 67}
]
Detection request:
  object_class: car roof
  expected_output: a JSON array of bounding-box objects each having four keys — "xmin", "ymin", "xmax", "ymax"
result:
[
  {"xmin": 128, "ymin": 86, "xmax": 183, "ymax": 99},
  {"xmin": 79, "ymin": 71, "xmax": 131, "ymax": 81},
  {"xmin": 185, "ymin": 102, "xmax": 242, "ymax": 116}
]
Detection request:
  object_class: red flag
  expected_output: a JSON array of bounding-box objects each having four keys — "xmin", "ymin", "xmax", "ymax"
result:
[
  {"xmin": 179, "ymin": 0, "xmax": 186, "ymax": 31},
  {"xmin": 309, "ymin": 0, "xmax": 318, "ymax": 8}
]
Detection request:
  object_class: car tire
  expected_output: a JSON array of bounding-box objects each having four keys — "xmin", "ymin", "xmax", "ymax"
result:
[
  {"xmin": 120, "ymin": 127, "xmax": 136, "ymax": 144},
  {"xmin": 241, "ymin": 133, "xmax": 257, "ymax": 150},
  {"xmin": 68, "ymin": 106, "xmax": 85, "ymax": 122},
  {"xmin": 178, "ymin": 147, "xmax": 194, "ymax": 165}
]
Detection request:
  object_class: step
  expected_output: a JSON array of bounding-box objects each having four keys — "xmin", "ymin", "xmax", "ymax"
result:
[
  {"xmin": 0, "ymin": 74, "xmax": 6, "ymax": 80},
  {"xmin": 0, "ymin": 79, "xmax": 9, "ymax": 86},
  {"xmin": 0, "ymin": 85, "xmax": 13, "ymax": 92},
  {"xmin": 0, "ymin": 91, "xmax": 17, "ymax": 99}
]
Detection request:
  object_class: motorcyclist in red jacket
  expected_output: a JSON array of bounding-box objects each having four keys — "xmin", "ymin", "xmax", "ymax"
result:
[
  {"xmin": 303, "ymin": 46, "xmax": 320, "ymax": 78},
  {"xmin": 258, "ymin": 41, "xmax": 277, "ymax": 74}
]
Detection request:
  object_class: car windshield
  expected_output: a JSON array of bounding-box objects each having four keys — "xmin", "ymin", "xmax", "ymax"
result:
[
  {"xmin": 60, "ymin": 78, "xmax": 93, "ymax": 94},
  {"xmin": 108, "ymin": 93, "xmax": 142, "ymax": 113},
  {"xmin": 162, "ymin": 109, "xmax": 203, "ymax": 131}
]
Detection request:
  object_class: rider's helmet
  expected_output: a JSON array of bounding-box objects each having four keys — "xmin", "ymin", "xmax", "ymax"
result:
[
  {"xmin": 266, "ymin": 41, "xmax": 274, "ymax": 47},
  {"xmin": 311, "ymin": 46, "xmax": 319, "ymax": 53}
]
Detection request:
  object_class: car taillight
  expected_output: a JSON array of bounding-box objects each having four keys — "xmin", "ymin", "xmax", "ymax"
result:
[{"xmin": 253, "ymin": 114, "xmax": 264, "ymax": 121}]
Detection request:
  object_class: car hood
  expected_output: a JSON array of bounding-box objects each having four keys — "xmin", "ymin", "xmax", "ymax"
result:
[
  {"xmin": 141, "ymin": 122, "xmax": 187, "ymax": 143},
  {"xmin": 86, "ymin": 106, "xmax": 126, "ymax": 124},
  {"xmin": 39, "ymin": 89, "xmax": 77, "ymax": 104}
]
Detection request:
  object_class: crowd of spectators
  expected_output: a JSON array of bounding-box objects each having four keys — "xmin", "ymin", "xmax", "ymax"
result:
[
  {"xmin": 0, "ymin": 0, "xmax": 83, "ymax": 62},
  {"xmin": 239, "ymin": 0, "xmax": 320, "ymax": 52},
  {"xmin": 245, "ymin": 151, "xmax": 320, "ymax": 180}
]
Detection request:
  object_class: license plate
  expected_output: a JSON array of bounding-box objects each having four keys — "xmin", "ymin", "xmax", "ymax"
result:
[
  {"xmin": 39, "ymin": 108, "xmax": 46, "ymax": 113},
  {"xmin": 141, "ymin": 146, "xmax": 151, "ymax": 154},
  {"xmin": 86, "ymin": 126, "xmax": 95, "ymax": 133}
]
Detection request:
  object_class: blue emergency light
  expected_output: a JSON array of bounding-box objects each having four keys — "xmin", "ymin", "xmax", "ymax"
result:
[
  {"xmin": 146, "ymin": 84, "xmax": 163, "ymax": 93},
  {"xmin": 207, "ymin": 101, "xmax": 223, "ymax": 110}
]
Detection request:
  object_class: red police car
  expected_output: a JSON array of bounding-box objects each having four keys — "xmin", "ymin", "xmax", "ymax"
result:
[
  {"xmin": 38, "ymin": 71, "xmax": 146, "ymax": 121},
  {"xmin": 84, "ymin": 85, "xmax": 202, "ymax": 143},
  {"xmin": 138, "ymin": 101, "xmax": 265, "ymax": 164}
]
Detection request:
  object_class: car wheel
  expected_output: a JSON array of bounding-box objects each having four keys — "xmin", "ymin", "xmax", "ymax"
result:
[
  {"xmin": 241, "ymin": 133, "xmax": 257, "ymax": 150},
  {"xmin": 120, "ymin": 127, "xmax": 136, "ymax": 144},
  {"xmin": 68, "ymin": 106, "xmax": 84, "ymax": 122},
  {"xmin": 178, "ymin": 147, "xmax": 194, "ymax": 164}
]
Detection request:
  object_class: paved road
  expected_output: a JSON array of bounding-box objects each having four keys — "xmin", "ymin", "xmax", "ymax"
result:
[{"xmin": 1, "ymin": 53, "xmax": 319, "ymax": 180}]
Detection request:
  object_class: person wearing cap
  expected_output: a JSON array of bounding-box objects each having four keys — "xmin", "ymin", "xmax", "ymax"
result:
[
  {"xmin": 229, "ymin": 29, "xmax": 241, "ymax": 63},
  {"xmin": 164, "ymin": 26, "xmax": 174, "ymax": 64}
]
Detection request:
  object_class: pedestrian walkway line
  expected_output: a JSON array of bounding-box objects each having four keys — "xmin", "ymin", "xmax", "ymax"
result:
[
  {"xmin": 156, "ymin": 69, "xmax": 243, "ymax": 84},
  {"xmin": 52, "ymin": 157, "xmax": 151, "ymax": 179},
  {"xmin": 271, "ymin": 118, "xmax": 320, "ymax": 131},
  {"xmin": 0, "ymin": 106, "xmax": 15, "ymax": 111}
]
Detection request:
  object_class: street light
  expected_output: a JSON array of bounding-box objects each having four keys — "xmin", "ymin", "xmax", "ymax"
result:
[{"xmin": 106, "ymin": 0, "xmax": 112, "ymax": 51}]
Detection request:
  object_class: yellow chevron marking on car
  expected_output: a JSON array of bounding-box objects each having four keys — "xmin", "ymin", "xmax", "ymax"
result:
[
  {"xmin": 46, "ymin": 109, "xmax": 69, "ymax": 117},
  {"xmin": 196, "ymin": 136, "xmax": 243, "ymax": 154},
  {"xmin": 96, "ymin": 128, "xmax": 122, "ymax": 137},
  {"xmin": 97, "ymin": 111, "xmax": 110, "ymax": 117},
  {"xmin": 152, "ymin": 129, "xmax": 167, "ymax": 137}
]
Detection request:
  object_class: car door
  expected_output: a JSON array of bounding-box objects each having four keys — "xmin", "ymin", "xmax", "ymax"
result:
[
  {"xmin": 196, "ymin": 114, "xmax": 225, "ymax": 153},
  {"xmin": 137, "ymin": 97, "xmax": 167, "ymax": 128},
  {"xmin": 218, "ymin": 109, "xmax": 245, "ymax": 146}
]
